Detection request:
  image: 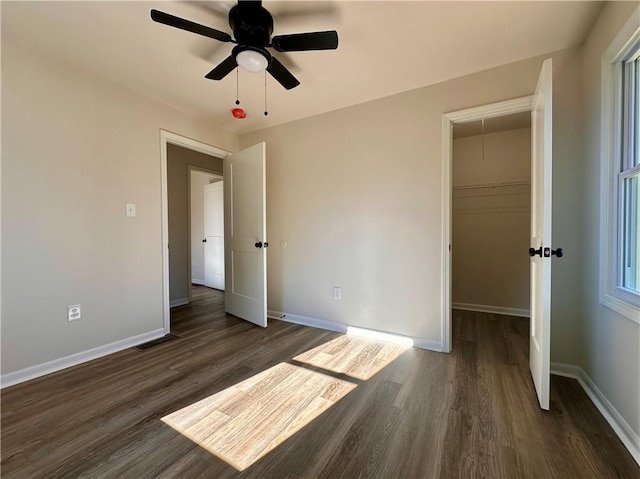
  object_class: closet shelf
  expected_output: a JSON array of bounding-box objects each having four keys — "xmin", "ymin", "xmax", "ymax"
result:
[{"xmin": 453, "ymin": 180, "xmax": 531, "ymax": 207}]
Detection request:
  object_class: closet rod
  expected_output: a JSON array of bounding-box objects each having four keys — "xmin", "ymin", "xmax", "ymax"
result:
[{"xmin": 453, "ymin": 180, "xmax": 530, "ymax": 191}]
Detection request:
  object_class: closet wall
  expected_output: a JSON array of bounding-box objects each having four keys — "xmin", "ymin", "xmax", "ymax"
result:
[{"xmin": 452, "ymin": 123, "xmax": 531, "ymax": 315}]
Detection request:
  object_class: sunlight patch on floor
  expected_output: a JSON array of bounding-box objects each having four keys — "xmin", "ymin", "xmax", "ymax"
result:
[
  {"xmin": 161, "ymin": 363, "xmax": 356, "ymax": 471},
  {"xmin": 294, "ymin": 333, "xmax": 411, "ymax": 380},
  {"xmin": 346, "ymin": 326, "xmax": 414, "ymax": 347}
]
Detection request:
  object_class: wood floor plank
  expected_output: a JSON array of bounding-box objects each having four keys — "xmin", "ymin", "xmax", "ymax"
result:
[{"xmin": 1, "ymin": 291, "xmax": 638, "ymax": 478}]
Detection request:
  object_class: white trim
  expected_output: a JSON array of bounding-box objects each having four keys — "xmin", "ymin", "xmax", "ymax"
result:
[
  {"xmin": 441, "ymin": 115, "xmax": 452, "ymax": 353},
  {"xmin": 346, "ymin": 326, "xmax": 415, "ymax": 347},
  {"xmin": 445, "ymin": 96, "xmax": 534, "ymax": 123},
  {"xmin": 442, "ymin": 96, "xmax": 534, "ymax": 354},
  {"xmin": 452, "ymin": 302, "xmax": 530, "ymax": 318},
  {"xmin": 170, "ymin": 298, "xmax": 189, "ymax": 308},
  {"xmin": 160, "ymin": 130, "xmax": 230, "ymax": 335},
  {"xmin": 0, "ymin": 329, "xmax": 166, "ymax": 389},
  {"xmin": 551, "ymin": 362, "xmax": 640, "ymax": 466},
  {"xmin": 412, "ymin": 337, "xmax": 443, "ymax": 352},
  {"xmin": 599, "ymin": 7, "xmax": 640, "ymax": 324},
  {"xmin": 191, "ymin": 279, "xmax": 205, "ymax": 286},
  {"xmin": 603, "ymin": 5, "xmax": 640, "ymax": 64},
  {"xmin": 601, "ymin": 291, "xmax": 640, "ymax": 321},
  {"xmin": 267, "ymin": 310, "xmax": 443, "ymax": 352},
  {"xmin": 268, "ymin": 310, "xmax": 349, "ymax": 333}
]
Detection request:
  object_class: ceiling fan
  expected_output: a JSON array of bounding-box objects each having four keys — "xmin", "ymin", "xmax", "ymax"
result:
[{"xmin": 150, "ymin": 0, "xmax": 339, "ymax": 90}]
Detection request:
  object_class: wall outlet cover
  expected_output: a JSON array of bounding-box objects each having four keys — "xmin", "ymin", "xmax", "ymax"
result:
[{"xmin": 68, "ymin": 304, "xmax": 81, "ymax": 322}]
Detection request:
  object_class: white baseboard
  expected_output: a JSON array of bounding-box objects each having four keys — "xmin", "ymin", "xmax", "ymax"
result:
[
  {"xmin": 551, "ymin": 362, "xmax": 640, "ymax": 466},
  {"xmin": 1, "ymin": 328, "xmax": 166, "ymax": 389},
  {"xmin": 170, "ymin": 298, "xmax": 189, "ymax": 308},
  {"xmin": 268, "ymin": 310, "xmax": 348, "ymax": 333},
  {"xmin": 412, "ymin": 337, "xmax": 443, "ymax": 351},
  {"xmin": 267, "ymin": 310, "xmax": 442, "ymax": 352},
  {"xmin": 452, "ymin": 302, "xmax": 530, "ymax": 318},
  {"xmin": 191, "ymin": 279, "xmax": 205, "ymax": 286}
]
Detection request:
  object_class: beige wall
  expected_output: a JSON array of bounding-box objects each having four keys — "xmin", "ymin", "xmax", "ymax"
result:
[
  {"xmin": 167, "ymin": 145, "xmax": 222, "ymax": 303},
  {"xmin": 453, "ymin": 129, "xmax": 531, "ymax": 185},
  {"xmin": 190, "ymin": 171, "xmax": 219, "ymax": 284},
  {"xmin": 581, "ymin": 2, "xmax": 640, "ymax": 440},
  {"xmin": 241, "ymin": 46, "xmax": 583, "ymax": 350},
  {"xmin": 452, "ymin": 128, "xmax": 531, "ymax": 311},
  {"xmin": 1, "ymin": 40, "xmax": 237, "ymax": 374}
]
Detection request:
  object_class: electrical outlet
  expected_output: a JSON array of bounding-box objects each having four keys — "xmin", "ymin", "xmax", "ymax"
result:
[
  {"xmin": 68, "ymin": 304, "xmax": 81, "ymax": 322},
  {"xmin": 333, "ymin": 287, "xmax": 342, "ymax": 300}
]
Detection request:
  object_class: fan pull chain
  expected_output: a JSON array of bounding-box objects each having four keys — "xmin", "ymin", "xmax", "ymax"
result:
[
  {"xmin": 481, "ymin": 118, "xmax": 485, "ymax": 162},
  {"xmin": 264, "ymin": 71, "xmax": 268, "ymax": 116},
  {"xmin": 235, "ymin": 68, "xmax": 240, "ymax": 106}
]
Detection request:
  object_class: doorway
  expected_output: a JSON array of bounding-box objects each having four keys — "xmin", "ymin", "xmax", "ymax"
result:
[
  {"xmin": 441, "ymin": 97, "xmax": 534, "ymax": 352},
  {"xmin": 190, "ymin": 169, "xmax": 224, "ymax": 291},
  {"xmin": 451, "ymin": 112, "xmax": 532, "ymax": 320},
  {"xmin": 160, "ymin": 130, "xmax": 230, "ymax": 335}
]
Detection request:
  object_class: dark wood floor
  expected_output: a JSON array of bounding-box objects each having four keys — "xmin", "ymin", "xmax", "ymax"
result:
[{"xmin": 1, "ymin": 286, "xmax": 638, "ymax": 478}]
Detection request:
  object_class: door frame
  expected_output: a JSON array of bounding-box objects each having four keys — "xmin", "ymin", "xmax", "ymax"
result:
[
  {"xmin": 440, "ymin": 96, "xmax": 534, "ymax": 352},
  {"xmin": 188, "ymin": 167, "xmax": 223, "ymax": 299},
  {"xmin": 160, "ymin": 130, "xmax": 230, "ymax": 335}
]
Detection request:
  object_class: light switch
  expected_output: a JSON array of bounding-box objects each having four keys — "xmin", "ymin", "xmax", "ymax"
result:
[{"xmin": 126, "ymin": 203, "xmax": 136, "ymax": 217}]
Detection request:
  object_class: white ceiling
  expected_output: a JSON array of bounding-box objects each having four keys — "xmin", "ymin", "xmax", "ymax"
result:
[{"xmin": 2, "ymin": 1, "xmax": 603, "ymax": 134}]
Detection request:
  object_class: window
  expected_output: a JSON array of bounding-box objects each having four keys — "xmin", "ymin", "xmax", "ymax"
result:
[
  {"xmin": 619, "ymin": 54, "xmax": 640, "ymax": 295},
  {"xmin": 601, "ymin": 11, "xmax": 640, "ymax": 322}
]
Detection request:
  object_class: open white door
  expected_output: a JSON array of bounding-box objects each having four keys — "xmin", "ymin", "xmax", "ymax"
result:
[
  {"xmin": 224, "ymin": 143, "xmax": 267, "ymax": 327},
  {"xmin": 204, "ymin": 181, "xmax": 225, "ymax": 290},
  {"xmin": 530, "ymin": 58, "xmax": 553, "ymax": 410}
]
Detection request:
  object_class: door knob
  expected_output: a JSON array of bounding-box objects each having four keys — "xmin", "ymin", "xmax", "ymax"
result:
[
  {"xmin": 202, "ymin": 238, "xmax": 207, "ymax": 243},
  {"xmin": 255, "ymin": 242, "xmax": 263, "ymax": 248},
  {"xmin": 264, "ymin": 242, "xmax": 269, "ymax": 248},
  {"xmin": 529, "ymin": 247, "xmax": 542, "ymax": 257},
  {"xmin": 551, "ymin": 248, "xmax": 563, "ymax": 258}
]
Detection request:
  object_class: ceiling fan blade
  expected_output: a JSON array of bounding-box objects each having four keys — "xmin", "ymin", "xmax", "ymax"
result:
[
  {"xmin": 150, "ymin": 9, "xmax": 232, "ymax": 43},
  {"xmin": 205, "ymin": 56, "xmax": 238, "ymax": 80},
  {"xmin": 272, "ymin": 31, "xmax": 338, "ymax": 52},
  {"xmin": 267, "ymin": 57, "xmax": 300, "ymax": 90}
]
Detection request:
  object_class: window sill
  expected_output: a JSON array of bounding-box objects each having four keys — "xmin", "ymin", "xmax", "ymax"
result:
[{"xmin": 600, "ymin": 292, "xmax": 640, "ymax": 324}]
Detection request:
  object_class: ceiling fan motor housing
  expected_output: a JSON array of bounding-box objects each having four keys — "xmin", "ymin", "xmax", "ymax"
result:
[{"xmin": 228, "ymin": 4, "xmax": 273, "ymax": 47}]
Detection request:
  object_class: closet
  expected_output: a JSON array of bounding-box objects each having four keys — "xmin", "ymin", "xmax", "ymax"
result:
[{"xmin": 452, "ymin": 113, "xmax": 531, "ymax": 317}]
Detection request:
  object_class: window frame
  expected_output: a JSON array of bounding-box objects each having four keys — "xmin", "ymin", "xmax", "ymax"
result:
[{"xmin": 600, "ymin": 8, "xmax": 640, "ymax": 323}]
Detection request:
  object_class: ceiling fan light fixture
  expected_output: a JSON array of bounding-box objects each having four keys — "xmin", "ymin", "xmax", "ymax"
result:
[{"xmin": 235, "ymin": 49, "xmax": 269, "ymax": 73}]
